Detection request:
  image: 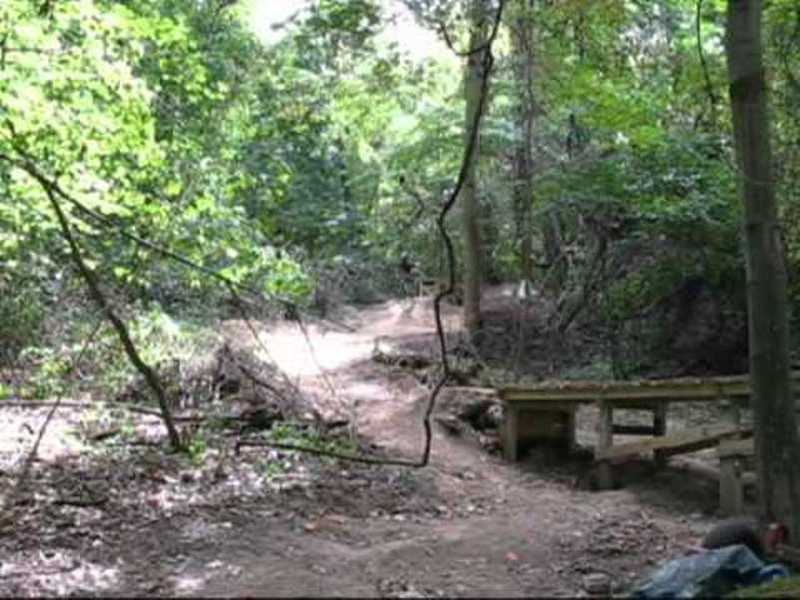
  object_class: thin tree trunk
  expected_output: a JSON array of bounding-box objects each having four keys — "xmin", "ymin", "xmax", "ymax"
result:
[
  {"xmin": 725, "ymin": 0, "xmax": 800, "ymax": 539},
  {"xmin": 462, "ymin": 0, "xmax": 489, "ymax": 336},
  {"xmin": 480, "ymin": 199, "xmax": 499, "ymax": 284},
  {"xmin": 45, "ymin": 189, "xmax": 184, "ymax": 452},
  {"xmin": 510, "ymin": 0, "xmax": 535, "ymax": 281}
]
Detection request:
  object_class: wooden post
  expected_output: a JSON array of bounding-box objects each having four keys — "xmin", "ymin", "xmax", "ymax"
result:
[
  {"xmin": 565, "ymin": 408, "xmax": 577, "ymax": 452},
  {"xmin": 596, "ymin": 399, "xmax": 614, "ymax": 489},
  {"xmin": 723, "ymin": 399, "xmax": 742, "ymax": 428},
  {"xmin": 503, "ymin": 404, "xmax": 520, "ymax": 461},
  {"xmin": 719, "ymin": 456, "xmax": 744, "ymax": 516},
  {"xmin": 653, "ymin": 403, "xmax": 669, "ymax": 467},
  {"xmin": 653, "ymin": 403, "xmax": 668, "ymax": 436}
]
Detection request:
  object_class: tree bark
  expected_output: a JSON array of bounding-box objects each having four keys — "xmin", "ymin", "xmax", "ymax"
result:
[
  {"xmin": 725, "ymin": 0, "xmax": 800, "ymax": 539},
  {"xmin": 509, "ymin": 0, "xmax": 536, "ymax": 281},
  {"xmin": 461, "ymin": 0, "xmax": 489, "ymax": 336}
]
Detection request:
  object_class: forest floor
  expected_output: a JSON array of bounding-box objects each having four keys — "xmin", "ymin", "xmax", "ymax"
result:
[{"xmin": 0, "ymin": 286, "xmax": 742, "ymax": 597}]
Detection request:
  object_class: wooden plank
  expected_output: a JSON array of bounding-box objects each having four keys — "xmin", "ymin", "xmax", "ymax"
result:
[
  {"xmin": 653, "ymin": 402, "xmax": 669, "ymax": 466},
  {"xmin": 596, "ymin": 402, "xmax": 615, "ymax": 489},
  {"xmin": 594, "ymin": 424, "xmax": 752, "ymax": 461},
  {"xmin": 719, "ymin": 456, "xmax": 744, "ymax": 516},
  {"xmin": 500, "ymin": 370, "xmax": 800, "ymax": 405},
  {"xmin": 502, "ymin": 406, "xmax": 577, "ymax": 460},
  {"xmin": 502, "ymin": 377, "xmax": 739, "ymax": 396},
  {"xmin": 723, "ymin": 399, "xmax": 742, "ymax": 428},
  {"xmin": 606, "ymin": 399, "xmax": 676, "ymax": 410},
  {"xmin": 658, "ymin": 437, "xmax": 741, "ymax": 459},
  {"xmin": 502, "ymin": 384, "xmax": 730, "ymax": 403},
  {"xmin": 443, "ymin": 386, "xmax": 498, "ymax": 396},
  {"xmin": 612, "ymin": 425, "xmax": 658, "ymax": 436},
  {"xmin": 653, "ymin": 447, "xmax": 669, "ymax": 467},
  {"xmin": 517, "ymin": 410, "xmax": 572, "ymax": 441},
  {"xmin": 501, "ymin": 391, "xmax": 597, "ymax": 404},
  {"xmin": 596, "ymin": 461, "xmax": 614, "ymax": 490},
  {"xmin": 503, "ymin": 384, "xmax": 733, "ymax": 403},
  {"xmin": 565, "ymin": 409, "xmax": 577, "ymax": 451},
  {"xmin": 717, "ymin": 438, "xmax": 755, "ymax": 458},
  {"xmin": 503, "ymin": 400, "xmax": 591, "ymax": 413},
  {"xmin": 503, "ymin": 405, "xmax": 520, "ymax": 462},
  {"xmin": 742, "ymin": 472, "xmax": 757, "ymax": 486},
  {"xmin": 653, "ymin": 403, "xmax": 668, "ymax": 436},
  {"xmin": 597, "ymin": 403, "xmax": 614, "ymax": 453}
]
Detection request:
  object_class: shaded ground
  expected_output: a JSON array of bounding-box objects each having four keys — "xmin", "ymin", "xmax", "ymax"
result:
[{"xmin": 0, "ymin": 286, "xmax": 745, "ymax": 597}]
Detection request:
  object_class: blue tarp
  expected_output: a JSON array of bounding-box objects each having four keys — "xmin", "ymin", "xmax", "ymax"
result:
[{"xmin": 631, "ymin": 544, "xmax": 789, "ymax": 598}]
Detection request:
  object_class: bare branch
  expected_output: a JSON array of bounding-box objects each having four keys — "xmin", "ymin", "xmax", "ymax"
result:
[
  {"xmin": 695, "ymin": 0, "xmax": 719, "ymax": 128},
  {"xmin": 13, "ymin": 161, "xmax": 184, "ymax": 451},
  {"xmin": 423, "ymin": 0, "xmax": 506, "ymax": 467}
]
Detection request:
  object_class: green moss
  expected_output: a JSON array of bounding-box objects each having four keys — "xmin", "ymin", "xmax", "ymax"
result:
[{"xmin": 730, "ymin": 576, "xmax": 800, "ymax": 598}]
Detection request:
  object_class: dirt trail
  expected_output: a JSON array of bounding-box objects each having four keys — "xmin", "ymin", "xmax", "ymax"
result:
[
  {"xmin": 0, "ymin": 291, "xmax": 727, "ymax": 598},
  {"xmin": 184, "ymin": 293, "xmax": 719, "ymax": 597}
]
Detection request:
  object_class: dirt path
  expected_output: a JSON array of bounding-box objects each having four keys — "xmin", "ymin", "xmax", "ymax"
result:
[
  {"xmin": 0, "ymin": 292, "xmax": 727, "ymax": 597},
  {"xmin": 183, "ymin": 295, "xmax": 719, "ymax": 597}
]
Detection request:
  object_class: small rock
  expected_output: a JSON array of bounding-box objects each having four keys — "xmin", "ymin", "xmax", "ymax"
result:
[{"xmin": 583, "ymin": 572, "xmax": 611, "ymax": 595}]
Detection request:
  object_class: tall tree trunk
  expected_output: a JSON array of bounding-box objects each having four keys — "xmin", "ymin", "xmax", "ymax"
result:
[
  {"xmin": 480, "ymin": 200, "xmax": 499, "ymax": 283},
  {"xmin": 462, "ymin": 0, "xmax": 489, "ymax": 336},
  {"xmin": 725, "ymin": 0, "xmax": 800, "ymax": 539},
  {"xmin": 509, "ymin": 0, "xmax": 535, "ymax": 281}
]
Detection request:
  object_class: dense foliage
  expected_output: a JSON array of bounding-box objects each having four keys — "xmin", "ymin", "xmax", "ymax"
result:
[{"xmin": 1, "ymin": 0, "xmax": 799, "ymax": 378}]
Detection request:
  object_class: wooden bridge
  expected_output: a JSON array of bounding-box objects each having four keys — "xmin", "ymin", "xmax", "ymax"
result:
[{"xmin": 498, "ymin": 372, "xmax": 800, "ymax": 493}]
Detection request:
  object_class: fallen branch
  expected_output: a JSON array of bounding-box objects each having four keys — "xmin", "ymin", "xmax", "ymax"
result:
[
  {"xmin": 234, "ymin": 438, "xmax": 402, "ymax": 466},
  {"xmin": 1, "ymin": 400, "xmax": 209, "ymax": 421},
  {"xmin": 24, "ymin": 167, "xmax": 183, "ymax": 451},
  {"xmin": 53, "ymin": 495, "xmax": 108, "ymax": 507},
  {"xmin": 0, "ymin": 565, "xmax": 81, "ymax": 578},
  {"xmin": 90, "ymin": 428, "xmax": 120, "ymax": 442},
  {"xmin": 0, "ymin": 400, "xmax": 98, "ymax": 410},
  {"xmin": 441, "ymin": 386, "xmax": 498, "ymax": 395}
]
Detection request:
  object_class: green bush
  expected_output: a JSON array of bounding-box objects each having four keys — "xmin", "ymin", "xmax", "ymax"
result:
[{"xmin": 0, "ymin": 280, "xmax": 45, "ymax": 366}]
